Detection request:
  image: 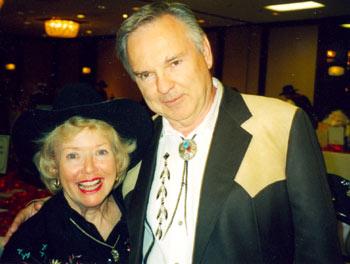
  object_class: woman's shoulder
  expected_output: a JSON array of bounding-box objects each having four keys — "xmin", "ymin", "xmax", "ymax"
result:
[
  {"xmin": 0, "ymin": 193, "xmax": 67, "ymax": 263},
  {"xmin": 1, "ymin": 207, "xmax": 50, "ymax": 262}
]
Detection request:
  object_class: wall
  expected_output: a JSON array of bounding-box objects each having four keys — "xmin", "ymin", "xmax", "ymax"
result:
[
  {"xmin": 0, "ymin": 23, "xmax": 320, "ymax": 132},
  {"xmin": 96, "ymin": 38, "xmax": 142, "ymax": 101},
  {"xmin": 265, "ymin": 25, "xmax": 319, "ymax": 102},
  {"xmin": 221, "ymin": 25, "xmax": 262, "ymax": 95}
]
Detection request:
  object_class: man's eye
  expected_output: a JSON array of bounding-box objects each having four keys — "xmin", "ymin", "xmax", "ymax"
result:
[
  {"xmin": 140, "ymin": 72, "xmax": 151, "ymax": 80},
  {"xmin": 67, "ymin": 153, "xmax": 77, "ymax": 159},
  {"xmin": 171, "ymin": 60, "xmax": 181, "ymax": 67}
]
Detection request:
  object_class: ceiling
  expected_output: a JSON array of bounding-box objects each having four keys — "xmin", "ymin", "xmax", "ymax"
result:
[{"xmin": 0, "ymin": 0, "xmax": 350, "ymax": 38}]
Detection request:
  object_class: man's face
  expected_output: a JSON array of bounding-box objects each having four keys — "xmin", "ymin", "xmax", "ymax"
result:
[{"xmin": 127, "ymin": 15, "xmax": 214, "ymax": 133}]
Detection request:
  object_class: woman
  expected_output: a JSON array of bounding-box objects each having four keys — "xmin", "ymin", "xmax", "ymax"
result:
[{"xmin": 0, "ymin": 83, "xmax": 153, "ymax": 263}]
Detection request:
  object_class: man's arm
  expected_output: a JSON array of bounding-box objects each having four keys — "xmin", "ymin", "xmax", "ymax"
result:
[
  {"xmin": 1, "ymin": 200, "xmax": 44, "ymax": 247},
  {"xmin": 286, "ymin": 109, "xmax": 343, "ymax": 262}
]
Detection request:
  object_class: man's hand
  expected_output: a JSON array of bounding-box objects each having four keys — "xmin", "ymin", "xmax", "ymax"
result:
[{"xmin": 1, "ymin": 200, "xmax": 44, "ymax": 247}]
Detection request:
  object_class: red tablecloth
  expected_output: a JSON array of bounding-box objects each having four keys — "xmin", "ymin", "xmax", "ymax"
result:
[{"xmin": 0, "ymin": 172, "xmax": 51, "ymax": 236}]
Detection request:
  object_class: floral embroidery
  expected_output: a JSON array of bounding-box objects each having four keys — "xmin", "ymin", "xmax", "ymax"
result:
[
  {"xmin": 17, "ymin": 248, "xmax": 30, "ymax": 260},
  {"xmin": 15, "ymin": 245, "xmax": 83, "ymax": 264},
  {"xmin": 67, "ymin": 254, "xmax": 82, "ymax": 264}
]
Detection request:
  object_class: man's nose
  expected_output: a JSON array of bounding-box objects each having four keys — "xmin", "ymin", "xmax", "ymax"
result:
[{"xmin": 156, "ymin": 72, "xmax": 174, "ymax": 94}]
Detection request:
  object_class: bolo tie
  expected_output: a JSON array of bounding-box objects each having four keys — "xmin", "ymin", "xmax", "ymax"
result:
[{"xmin": 155, "ymin": 135, "xmax": 197, "ymax": 240}]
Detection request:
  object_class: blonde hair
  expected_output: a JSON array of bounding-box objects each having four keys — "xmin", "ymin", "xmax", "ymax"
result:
[{"xmin": 33, "ymin": 116, "xmax": 136, "ymax": 194}]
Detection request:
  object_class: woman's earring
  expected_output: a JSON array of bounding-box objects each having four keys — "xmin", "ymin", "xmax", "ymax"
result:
[{"xmin": 53, "ymin": 178, "xmax": 61, "ymax": 189}]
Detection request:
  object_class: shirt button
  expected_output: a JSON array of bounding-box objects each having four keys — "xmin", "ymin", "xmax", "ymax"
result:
[{"xmin": 178, "ymin": 220, "xmax": 183, "ymax": 226}]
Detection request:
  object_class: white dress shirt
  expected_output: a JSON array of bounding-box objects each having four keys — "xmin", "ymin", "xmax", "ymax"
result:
[{"xmin": 143, "ymin": 78, "xmax": 224, "ymax": 264}]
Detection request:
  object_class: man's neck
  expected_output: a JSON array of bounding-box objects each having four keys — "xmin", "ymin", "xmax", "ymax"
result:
[{"xmin": 169, "ymin": 87, "xmax": 217, "ymax": 137}]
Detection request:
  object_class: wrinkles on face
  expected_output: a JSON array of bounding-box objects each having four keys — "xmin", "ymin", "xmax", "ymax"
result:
[{"xmin": 127, "ymin": 15, "xmax": 214, "ymax": 135}]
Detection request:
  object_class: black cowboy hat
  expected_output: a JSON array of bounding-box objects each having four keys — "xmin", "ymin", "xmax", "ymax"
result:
[
  {"xmin": 96, "ymin": 80, "xmax": 108, "ymax": 88},
  {"xmin": 279, "ymin": 85, "xmax": 298, "ymax": 96},
  {"xmin": 12, "ymin": 82, "xmax": 153, "ymax": 172}
]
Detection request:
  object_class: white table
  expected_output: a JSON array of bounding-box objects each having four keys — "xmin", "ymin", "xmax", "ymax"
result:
[{"xmin": 323, "ymin": 151, "xmax": 350, "ymax": 180}]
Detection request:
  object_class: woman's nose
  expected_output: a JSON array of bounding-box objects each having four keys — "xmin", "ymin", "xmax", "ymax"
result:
[{"xmin": 83, "ymin": 155, "xmax": 97, "ymax": 174}]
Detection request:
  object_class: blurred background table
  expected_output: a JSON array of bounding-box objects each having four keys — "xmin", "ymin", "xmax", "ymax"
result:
[
  {"xmin": 323, "ymin": 151, "xmax": 350, "ymax": 180},
  {"xmin": 0, "ymin": 171, "xmax": 50, "ymax": 256}
]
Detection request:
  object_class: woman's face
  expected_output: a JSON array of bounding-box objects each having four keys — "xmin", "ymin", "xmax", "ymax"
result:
[{"xmin": 56, "ymin": 127, "xmax": 117, "ymax": 212}]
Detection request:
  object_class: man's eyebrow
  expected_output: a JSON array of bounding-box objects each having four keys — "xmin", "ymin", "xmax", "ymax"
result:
[
  {"xmin": 133, "ymin": 70, "xmax": 147, "ymax": 77},
  {"xmin": 165, "ymin": 53, "xmax": 184, "ymax": 64}
]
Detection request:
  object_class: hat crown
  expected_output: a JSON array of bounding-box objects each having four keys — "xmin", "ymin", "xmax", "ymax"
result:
[
  {"xmin": 52, "ymin": 83, "xmax": 104, "ymax": 110},
  {"xmin": 281, "ymin": 85, "xmax": 297, "ymax": 94}
]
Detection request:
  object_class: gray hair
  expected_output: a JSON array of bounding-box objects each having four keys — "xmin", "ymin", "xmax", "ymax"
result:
[{"xmin": 116, "ymin": 1, "xmax": 205, "ymax": 81}]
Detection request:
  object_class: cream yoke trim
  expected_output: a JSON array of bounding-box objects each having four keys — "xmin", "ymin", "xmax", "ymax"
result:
[{"xmin": 236, "ymin": 94, "xmax": 297, "ymax": 197}]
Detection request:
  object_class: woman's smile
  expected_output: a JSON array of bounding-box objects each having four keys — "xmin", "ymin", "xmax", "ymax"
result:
[{"xmin": 77, "ymin": 178, "xmax": 104, "ymax": 193}]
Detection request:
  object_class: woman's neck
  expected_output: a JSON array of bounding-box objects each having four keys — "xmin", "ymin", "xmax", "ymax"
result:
[{"xmin": 69, "ymin": 194, "xmax": 121, "ymax": 241}]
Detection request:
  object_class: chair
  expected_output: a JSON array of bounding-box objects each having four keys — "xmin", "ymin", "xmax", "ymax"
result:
[{"xmin": 327, "ymin": 173, "xmax": 350, "ymax": 262}]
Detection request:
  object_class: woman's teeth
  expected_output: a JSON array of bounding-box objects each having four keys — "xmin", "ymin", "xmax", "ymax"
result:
[{"xmin": 78, "ymin": 179, "xmax": 101, "ymax": 190}]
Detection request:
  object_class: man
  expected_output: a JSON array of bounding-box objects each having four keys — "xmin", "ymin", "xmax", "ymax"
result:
[
  {"xmin": 3, "ymin": 2, "xmax": 342, "ymax": 263},
  {"xmin": 280, "ymin": 84, "xmax": 319, "ymax": 129}
]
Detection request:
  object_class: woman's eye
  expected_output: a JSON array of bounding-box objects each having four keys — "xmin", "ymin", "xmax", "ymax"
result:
[
  {"xmin": 98, "ymin": 149, "xmax": 108, "ymax": 155},
  {"xmin": 67, "ymin": 153, "xmax": 77, "ymax": 159}
]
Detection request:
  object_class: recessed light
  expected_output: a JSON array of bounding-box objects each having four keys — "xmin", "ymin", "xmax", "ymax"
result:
[
  {"xmin": 76, "ymin": 14, "xmax": 85, "ymax": 19},
  {"xmin": 5, "ymin": 63, "xmax": 16, "ymax": 70},
  {"xmin": 341, "ymin": 24, "xmax": 350, "ymax": 28},
  {"xmin": 328, "ymin": 66, "xmax": 345, "ymax": 76},
  {"xmin": 264, "ymin": 1, "xmax": 325, "ymax": 12},
  {"xmin": 122, "ymin": 14, "xmax": 128, "ymax": 19},
  {"xmin": 82, "ymin": 67, "xmax": 91, "ymax": 74},
  {"xmin": 132, "ymin": 7, "xmax": 140, "ymax": 11},
  {"xmin": 197, "ymin": 19, "xmax": 205, "ymax": 24},
  {"xmin": 327, "ymin": 50, "xmax": 336, "ymax": 57},
  {"xmin": 85, "ymin": 30, "xmax": 93, "ymax": 34}
]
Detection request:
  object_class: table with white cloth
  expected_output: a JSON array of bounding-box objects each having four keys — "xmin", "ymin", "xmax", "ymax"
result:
[
  {"xmin": 322, "ymin": 150, "xmax": 350, "ymax": 257},
  {"xmin": 323, "ymin": 151, "xmax": 350, "ymax": 180}
]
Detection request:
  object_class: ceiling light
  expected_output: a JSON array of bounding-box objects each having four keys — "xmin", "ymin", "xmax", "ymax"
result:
[
  {"xmin": 44, "ymin": 19, "xmax": 80, "ymax": 38},
  {"xmin": 132, "ymin": 7, "xmax": 140, "ymax": 11},
  {"xmin": 85, "ymin": 30, "xmax": 93, "ymax": 34},
  {"xmin": 197, "ymin": 19, "xmax": 205, "ymax": 24},
  {"xmin": 341, "ymin": 24, "xmax": 350, "ymax": 28},
  {"xmin": 5, "ymin": 63, "xmax": 16, "ymax": 70},
  {"xmin": 122, "ymin": 14, "xmax": 128, "ymax": 19},
  {"xmin": 328, "ymin": 66, "xmax": 345, "ymax": 76},
  {"xmin": 264, "ymin": 1, "xmax": 325, "ymax": 12},
  {"xmin": 82, "ymin": 67, "xmax": 91, "ymax": 74},
  {"xmin": 327, "ymin": 50, "xmax": 336, "ymax": 57},
  {"xmin": 76, "ymin": 14, "xmax": 85, "ymax": 19}
]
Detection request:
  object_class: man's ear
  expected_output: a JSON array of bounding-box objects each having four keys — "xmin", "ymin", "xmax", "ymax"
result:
[{"xmin": 202, "ymin": 35, "xmax": 213, "ymax": 70}]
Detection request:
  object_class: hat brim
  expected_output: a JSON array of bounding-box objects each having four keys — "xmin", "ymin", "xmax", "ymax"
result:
[{"xmin": 12, "ymin": 98, "xmax": 153, "ymax": 171}]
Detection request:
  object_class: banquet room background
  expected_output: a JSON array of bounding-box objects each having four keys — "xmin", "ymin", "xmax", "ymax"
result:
[{"xmin": 1, "ymin": 0, "xmax": 350, "ymax": 241}]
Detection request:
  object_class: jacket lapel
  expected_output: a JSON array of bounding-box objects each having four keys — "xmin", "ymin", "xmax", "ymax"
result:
[
  {"xmin": 193, "ymin": 87, "xmax": 252, "ymax": 263},
  {"xmin": 127, "ymin": 117, "xmax": 162, "ymax": 264}
]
